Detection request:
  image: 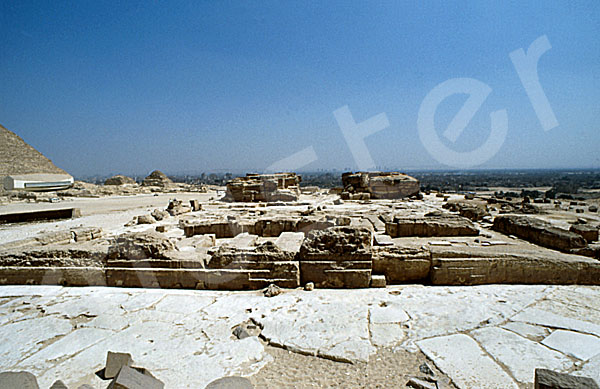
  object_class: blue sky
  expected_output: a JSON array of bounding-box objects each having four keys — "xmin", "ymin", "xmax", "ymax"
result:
[{"xmin": 1, "ymin": 1, "xmax": 599, "ymax": 176}]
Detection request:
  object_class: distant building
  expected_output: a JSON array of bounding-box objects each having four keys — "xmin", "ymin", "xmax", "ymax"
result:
[
  {"xmin": 3, "ymin": 174, "xmax": 74, "ymax": 191},
  {"xmin": 0, "ymin": 124, "xmax": 73, "ymax": 191}
]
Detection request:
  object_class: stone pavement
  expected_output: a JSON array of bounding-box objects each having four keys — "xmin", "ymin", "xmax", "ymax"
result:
[{"xmin": 0, "ymin": 284, "xmax": 599, "ymax": 388}]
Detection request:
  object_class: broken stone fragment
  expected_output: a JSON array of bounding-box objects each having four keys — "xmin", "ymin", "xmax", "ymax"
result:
[
  {"xmin": 304, "ymin": 282, "xmax": 314, "ymax": 291},
  {"xmin": 0, "ymin": 371, "xmax": 39, "ymax": 389},
  {"xmin": 569, "ymin": 223, "xmax": 599, "ymax": 243},
  {"xmin": 150, "ymin": 209, "xmax": 169, "ymax": 221},
  {"xmin": 105, "ymin": 351, "xmax": 134, "ymax": 379},
  {"xmin": 534, "ymin": 368, "xmax": 599, "ymax": 389},
  {"xmin": 136, "ymin": 214, "xmax": 155, "ymax": 224},
  {"xmin": 263, "ymin": 283, "xmax": 281, "ymax": 297},
  {"xmin": 232, "ymin": 319, "xmax": 262, "ymax": 340},
  {"xmin": 49, "ymin": 380, "xmax": 69, "ymax": 389},
  {"xmin": 406, "ymin": 377, "xmax": 437, "ymax": 389},
  {"xmin": 189, "ymin": 199, "xmax": 201, "ymax": 211},
  {"xmin": 205, "ymin": 376, "xmax": 254, "ymax": 389},
  {"xmin": 370, "ymin": 274, "xmax": 386, "ymax": 288},
  {"xmin": 108, "ymin": 365, "xmax": 164, "ymax": 389}
]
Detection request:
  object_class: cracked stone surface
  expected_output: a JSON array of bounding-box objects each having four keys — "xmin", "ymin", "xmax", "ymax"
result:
[{"xmin": 0, "ymin": 284, "xmax": 599, "ymax": 388}]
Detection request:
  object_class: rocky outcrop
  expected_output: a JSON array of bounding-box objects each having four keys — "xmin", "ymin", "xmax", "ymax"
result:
[
  {"xmin": 341, "ymin": 172, "xmax": 420, "ymax": 199},
  {"xmin": 104, "ymin": 175, "xmax": 136, "ymax": 185},
  {"xmin": 569, "ymin": 223, "xmax": 599, "ymax": 243},
  {"xmin": 386, "ymin": 215, "xmax": 479, "ymax": 237},
  {"xmin": 142, "ymin": 170, "xmax": 173, "ymax": 187},
  {"xmin": 493, "ymin": 215, "xmax": 587, "ymax": 252},
  {"xmin": 224, "ymin": 173, "xmax": 301, "ymax": 202}
]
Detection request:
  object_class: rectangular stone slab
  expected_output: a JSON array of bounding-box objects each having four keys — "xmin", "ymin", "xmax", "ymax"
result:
[{"xmin": 0, "ymin": 208, "xmax": 81, "ymax": 224}]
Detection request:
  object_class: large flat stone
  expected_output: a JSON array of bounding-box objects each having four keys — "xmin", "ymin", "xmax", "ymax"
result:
[
  {"xmin": 471, "ymin": 327, "xmax": 573, "ymax": 384},
  {"xmin": 542, "ymin": 329, "xmax": 600, "ymax": 360},
  {"xmin": 417, "ymin": 334, "xmax": 518, "ymax": 388}
]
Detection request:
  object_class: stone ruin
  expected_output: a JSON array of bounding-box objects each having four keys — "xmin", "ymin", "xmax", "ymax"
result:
[
  {"xmin": 142, "ymin": 170, "xmax": 173, "ymax": 187},
  {"xmin": 223, "ymin": 173, "xmax": 301, "ymax": 202},
  {"xmin": 341, "ymin": 171, "xmax": 420, "ymax": 200}
]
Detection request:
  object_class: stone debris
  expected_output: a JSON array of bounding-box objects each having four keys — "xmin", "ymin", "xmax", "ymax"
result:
[
  {"xmin": 224, "ymin": 173, "xmax": 301, "ymax": 202},
  {"xmin": 304, "ymin": 281, "xmax": 314, "ymax": 291},
  {"xmin": 232, "ymin": 319, "xmax": 262, "ymax": 340},
  {"xmin": 534, "ymin": 368, "xmax": 599, "ymax": 389},
  {"xmin": 263, "ymin": 283, "xmax": 282, "ymax": 297},
  {"xmin": 105, "ymin": 351, "xmax": 134, "ymax": 379},
  {"xmin": 341, "ymin": 171, "xmax": 420, "ymax": 199},
  {"xmin": 108, "ymin": 232, "xmax": 176, "ymax": 260},
  {"xmin": 166, "ymin": 198, "xmax": 191, "ymax": 216},
  {"xmin": 205, "ymin": 376, "xmax": 254, "ymax": 389},
  {"xmin": 150, "ymin": 208, "xmax": 169, "ymax": 221},
  {"xmin": 136, "ymin": 214, "xmax": 155, "ymax": 224},
  {"xmin": 189, "ymin": 199, "xmax": 201, "ymax": 211},
  {"xmin": 0, "ymin": 371, "xmax": 39, "ymax": 389}
]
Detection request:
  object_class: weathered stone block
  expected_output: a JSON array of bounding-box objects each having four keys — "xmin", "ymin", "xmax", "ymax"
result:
[
  {"xmin": 105, "ymin": 351, "xmax": 133, "ymax": 379},
  {"xmin": 534, "ymin": 368, "xmax": 598, "ymax": 389},
  {"xmin": 372, "ymin": 246, "xmax": 431, "ymax": 282},
  {"xmin": 386, "ymin": 216, "xmax": 478, "ymax": 237},
  {"xmin": 493, "ymin": 215, "xmax": 587, "ymax": 251},
  {"xmin": 109, "ymin": 365, "xmax": 164, "ymax": 389}
]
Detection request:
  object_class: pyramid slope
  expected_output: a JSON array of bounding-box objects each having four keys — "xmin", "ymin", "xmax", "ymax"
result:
[{"xmin": 0, "ymin": 124, "xmax": 69, "ymax": 177}]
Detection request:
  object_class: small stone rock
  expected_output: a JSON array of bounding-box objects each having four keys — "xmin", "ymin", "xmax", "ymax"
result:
[
  {"xmin": 576, "ymin": 208, "xmax": 584, "ymax": 214},
  {"xmin": 304, "ymin": 282, "xmax": 314, "ymax": 291},
  {"xmin": 370, "ymin": 275, "xmax": 386, "ymax": 288},
  {"xmin": 155, "ymin": 225, "xmax": 169, "ymax": 233},
  {"xmin": 407, "ymin": 377, "xmax": 437, "ymax": 389},
  {"xmin": 590, "ymin": 205, "xmax": 598, "ymax": 213},
  {"xmin": 419, "ymin": 362, "xmax": 435, "ymax": 376},
  {"xmin": 50, "ymin": 380, "xmax": 69, "ymax": 389},
  {"xmin": 205, "ymin": 376, "xmax": 254, "ymax": 389},
  {"xmin": 150, "ymin": 209, "xmax": 169, "ymax": 221},
  {"xmin": 232, "ymin": 319, "xmax": 262, "ymax": 340},
  {"xmin": 189, "ymin": 199, "xmax": 201, "ymax": 211},
  {"xmin": 105, "ymin": 351, "xmax": 133, "ymax": 379},
  {"xmin": 0, "ymin": 371, "xmax": 39, "ymax": 389},
  {"xmin": 137, "ymin": 215, "xmax": 155, "ymax": 225},
  {"xmin": 534, "ymin": 368, "xmax": 599, "ymax": 389},
  {"xmin": 263, "ymin": 283, "xmax": 281, "ymax": 297}
]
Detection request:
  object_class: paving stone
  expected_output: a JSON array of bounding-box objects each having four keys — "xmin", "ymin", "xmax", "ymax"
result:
[
  {"xmin": 228, "ymin": 233, "xmax": 258, "ymax": 249},
  {"xmin": 512, "ymin": 308, "xmax": 600, "ymax": 337},
  {"xmin": 105, "ymin": 351, "xmax": 134, "ymax": 379},
  {"xmin": 574, "ymin": 354, "xmax": 600, "ymax": 383},
  {"xmin": 535, "ymin": 368, "xmax": 599, "ymax": 389},
  {"xmin": 417, "ymin": 334, "xmax": 518, "ymax": 389},
  {"xmin": 542, "ymin": 329, "xmax": 600, "ymax": 360},
  {"xmin": 20, "ymin": 328, "xmax": 114, "ymax": 372},
  {"xmin": 205, "ymin": 376, "xmax": 254, "ymax": 389},
  {"xmin": 109, "ymin": 365, "xmax": 164, "ymax": 389},
  {"xmin": 0, "ymin": 371, "xmax": 39, "ymax": 389},
  {"xmin": 0, "ymin": 316, "xmax": 73, "ymax": 368},
  {"xmin": 471, "ymin": 327, "xmax": 573, "ymax": 384},
  {"xmin": 501, "ymin": 321, "xmax": 549, "ymax": 340},
  {"xmin": 369, "ymin": 303, "xmax": 409, "ymax": 324},
  {"xmin": 370, "ymin": 323, "xmax": 404, "ymax": 347}
]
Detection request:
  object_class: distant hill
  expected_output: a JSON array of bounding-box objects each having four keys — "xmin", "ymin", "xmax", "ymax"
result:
[{"xmin": 0, "ymin": 124, "xmax": 69, "ymax": 177}]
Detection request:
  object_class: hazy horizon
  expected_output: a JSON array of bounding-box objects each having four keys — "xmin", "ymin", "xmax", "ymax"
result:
[{"xmin": 1, "ymin": 2, "xmax": 599, "ymax": 176}]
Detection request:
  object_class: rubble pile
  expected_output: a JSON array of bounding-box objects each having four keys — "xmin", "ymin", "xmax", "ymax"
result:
[
  {"xmin": 341, "ymin": 171, "xmax": 420, "ymax": 200},
  {"xmin": 224, "ymin": 173, "xmax": 301, "ymax": 202}
]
